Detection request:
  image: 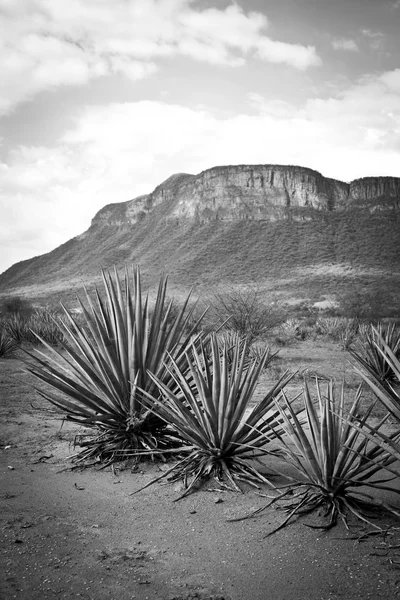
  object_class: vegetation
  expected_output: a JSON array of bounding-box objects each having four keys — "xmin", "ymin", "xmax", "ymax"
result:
[
  {"xmin": 210, "ymin": 285, "xmax": 283, "ymax": 342},
  {"xmin": 1, "ymin": 295, "xmax": 34, "ymax": 317},
  {"xmin": 24, "ymin": 267, "xmax": 207, "ymax": 465},
  {"xmin": 0, "ymin": 329, "xmax": 19, "ymax": 358},
  {"xmin": 4, "ymin": 265, "xmax": 399, "ymax": 535},
  {"xmin": 351, "ymin": 328, "xmax": 400, "ymax": 460},
  {"xmin": 337, "ymin": 284, "xmax": 398, "ymax": 321},
  {"xmin": 235, "ymin": 380, "xmax": 400, "ymax": 534},
  {"xmin": 350, "ymin": 323, "xmax": 400, "ymax": 385},
  {"xmin": 135, "ymin": 334, "xmax": 293, "ymax": 499},
  {"xmin": 5, "ymin": 309, "xmax": 65, "ymax": 346}
]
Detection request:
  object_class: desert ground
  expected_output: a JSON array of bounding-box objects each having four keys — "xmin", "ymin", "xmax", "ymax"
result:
[{"xmin": 2, "ymin": 340, "xmax": 400, "ymax": 600}]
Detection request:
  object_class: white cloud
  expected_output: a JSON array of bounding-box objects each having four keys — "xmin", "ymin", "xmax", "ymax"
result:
[
  {"xmin": 0, "ymin": 0, "xmax": 321, "ymax": 114},
  {"xmin": 179, "ymin": 4, "xmax": 268, "ymax": 51},
  {"xmin": 332, "ymin": 38, "xmax": 359, "ymax": 52},
  {"xmin": 3, "ymin": 64, "xmax": 400, "ymax": 274},
  {"xmin": 379, "ymin": 68, "xmax": 400, "ymax": 92},
  {"xmin": 256, "ymin": 38, "xmax": 321, "ymax": 70},
  {"xmin": 304, "ymin": 70, "xmax": 400, "ymax": 151},
  {"xmin": 361, "ymin": 29, "xmax": 385, "ymax": 51}
]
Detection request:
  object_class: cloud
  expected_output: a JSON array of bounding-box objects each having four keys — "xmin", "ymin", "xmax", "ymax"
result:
[
  {"xmin": 332, "ymin": 38, "xmax": 359, "ymax": 52},
  {"xmin": 304, "ymin": 69, "xmax": 400, "ymax": 151},
  {"xmin": 361, "ymin": 29, "xmax": 385, "ymax": 51},
  {"xmin": 0, "ymin": 0, "xmax": 321, "ymax": 114},
  {"xmin": 256, "ymin": 38, "xmax": 321, "ymax": 70},
  {"xmin": 3, "ymin": 63, "xmax": 399, "ymax": 274},
  {"xmin": 380, "ymin": 68, "xmax": 400, "ymax": 92}
]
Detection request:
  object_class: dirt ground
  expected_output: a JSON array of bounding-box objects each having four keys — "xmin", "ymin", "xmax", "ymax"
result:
[{"xmin": 2, "ymin": 343, "xmax": 400, "ymax": 600}]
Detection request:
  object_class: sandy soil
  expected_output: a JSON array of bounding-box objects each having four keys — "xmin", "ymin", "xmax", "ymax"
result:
[{"xmin": 2, "ymin": 347, "xmax": 400, "ymax": 600}]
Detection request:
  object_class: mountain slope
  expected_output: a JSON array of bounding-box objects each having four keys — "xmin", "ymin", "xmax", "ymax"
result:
[{"xmin": 1, "ymin": 164, "xmax": 400, "ymax": 308}]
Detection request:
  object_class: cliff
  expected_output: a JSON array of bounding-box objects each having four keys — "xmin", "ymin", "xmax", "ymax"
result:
[{"xmin": 90, "ymin": 165, "xmax": 400, "ymax": 227}]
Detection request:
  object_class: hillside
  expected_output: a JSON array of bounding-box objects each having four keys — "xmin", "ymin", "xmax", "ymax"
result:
[{"xmin": 1, "ymin": 164, "xmax": 400, "ymax": 311}]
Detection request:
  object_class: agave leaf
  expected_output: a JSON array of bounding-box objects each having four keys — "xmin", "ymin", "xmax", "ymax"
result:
[{"xmin": 353, "ymin": 363, "xmax": 400, "ymax": 422}]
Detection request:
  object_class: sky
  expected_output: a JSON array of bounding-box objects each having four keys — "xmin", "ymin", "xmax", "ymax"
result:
[{"xmin": 1, "ymin": 0, "xmax": 400, "ymax": 275}]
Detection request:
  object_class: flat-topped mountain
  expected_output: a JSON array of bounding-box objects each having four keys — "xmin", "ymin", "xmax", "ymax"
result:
[
  {"xmin": 91, "ymin": 165, "xmax": 400, "ymax": 228},
  {"xmin": 1, "ymin": 164, "xmax": 400, "ymax": 308}
]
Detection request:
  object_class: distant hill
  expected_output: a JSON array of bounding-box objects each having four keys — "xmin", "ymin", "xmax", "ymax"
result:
[{"xmin": 1, "ymin": 164, "xmax": 400, "ymax": 314}]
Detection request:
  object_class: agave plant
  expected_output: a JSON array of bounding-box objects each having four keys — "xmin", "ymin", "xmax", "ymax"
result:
[
  {"xmin": 351, "ymin": 330, "xmax": 400, "ymax": 460},
  {"xmin": 238, "ymin": 379, "xmax": 400, "ymax": 534},
  {"xmin": 350, "ymin": 322, "xmax": 400, "ymax": 385},
  {"xmin": 5, "ymin": 313, "xmax": 27, "ymax": 343},
  {"xmin": 24, "ymin": 266, "xmax": 207, "ymax": 465},
  {"xmin": 134, "ymin": 334, "xmax": 293, "ymax": 499},
  {"xmin": 249, "ymin": 341, "xmax": 279, "ymax": 366},
  {"xmin": 0, "ymin": 327, "xmax": 19, "ymax": 358}
]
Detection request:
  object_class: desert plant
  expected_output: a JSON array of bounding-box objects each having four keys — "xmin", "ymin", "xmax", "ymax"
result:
[
  {"xmin": 1, "ymin": 296, "xmax": 33, "ymax": 317},
  {"xmin": 316, "ymin": 317, "xmax": 359, "ymax": 345},
  {"xmin": 27, "ymin": 309, "xmax": 66, "ymax": 345},
  {"xmin": 5, "ymin": 313, "xmax": 27, "ymax": 343},
  {"xmin": 24, "ymin": 266, "xmax": 208, "ymax": 465},
  {"xmin": 351, "ymin": 328, "xmax": 400, "ymax": 427},
  {"xmin": 348, "ymin": 328, "xmax": 400, "ymax": 465},
  {"xmin": 0, "ymin": 328, "xmax": 19, "ymax": 358},
  {"xmin": 338, "ymin": 285, "xmax": 392, "ymax": 321},
  {"xmin": 249, "ymin": 341, "xmax": 279, "ymax": 366},
  {"xmin": 236, "ymin": 379, "xmax": 400, "ymax": 534},
  {"xmin": 350, "ymin": 323, "xmax": 400, "ymax": 385},
  {"xmin": 134, "ymin": 334, "xmax": 293, "ymax": 499},
  {"xmin": 275, "ymin": 319, "xmax": 303, "ymax": 345},
  {"xmin": 210, "ymin": 285, "xmax": 283, "ymax": 342},
  {"xmin": 3, "ymin": 308, "xmax": 65, "ymax": 346}
]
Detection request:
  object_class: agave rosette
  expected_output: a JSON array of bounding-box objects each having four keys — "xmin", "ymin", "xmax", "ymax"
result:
[
  {"xmin": 25, "ymin": 266, "xmax": 207, "ymax": 465},
  {"xmin": 242, "ymin": 379, "xmax": 400, "ymax": 533},
  {"xmin": 350, "ymin": 323, "xmax": 400, "ymax": 385},
  {"xmin": 0, "ymin": 328, "xmax": 19, "ymax": 358},
  {"xmin": 351, "ymin": 328, "xmax": 400, "ymax": 459},
  {"xmin": 135, "ymin": 334, "xmax": 293, "ymax": 499}
]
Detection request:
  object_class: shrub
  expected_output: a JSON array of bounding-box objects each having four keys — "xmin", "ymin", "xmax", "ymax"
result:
[
  {"xmin": 25, "ymin": 266, "xmax": 208, "ymax": 466},
  {"xmin": 210, "ymin": 285, "xmax": 284, "ymax": 343},
  {"xmin": 315, "ymin": 317, "xmax": 359, "ymax": 349},
  {"xmin": 1, "ymin": 296, "xmax": 33, "ymax": 317},
  {"xmin": 337, "ymin": 286, "xmax": 393, "ymax": 321}
]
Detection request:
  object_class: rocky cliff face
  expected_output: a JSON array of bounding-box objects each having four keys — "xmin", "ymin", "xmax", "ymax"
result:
[
  {"xmin": 91, "ymin": 165, "xmax": 400, "ymax": 228},
  {"xmin": 349, "ymin": 177, "xmax": 400, "ymax": 203}
]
